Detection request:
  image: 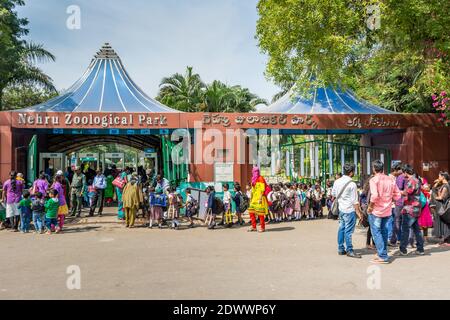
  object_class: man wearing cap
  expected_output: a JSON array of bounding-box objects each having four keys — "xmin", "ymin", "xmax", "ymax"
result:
[
  {"xmin": 89, "ymin": 169, "xmax": 107, "ymax": 217},
  {"xmin": 69, "ymin": 167, "xmax": 86, "ymax": 217}
]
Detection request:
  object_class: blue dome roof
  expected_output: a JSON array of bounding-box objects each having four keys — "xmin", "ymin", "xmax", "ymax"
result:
[
  {"xmin": 257, "ymin": 86, "xmax": 394, "ymax": 114},
  {"xmin": 19, "ymin": 43, "xmax": 179, "ymax": 113}
]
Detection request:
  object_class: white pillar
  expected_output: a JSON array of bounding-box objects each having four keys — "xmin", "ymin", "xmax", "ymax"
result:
[
  {"xmin": 315, "ymin": 145, "xmax": 319, "ymax": 179},
  {"xmin": 367, "ymin": 151, "xmax": 371, "ymax": 175},
  {"xmin": 271, "ymin": 151, "xmax": 276, "ymax": 176},
  {"xmin": 380, "ymin": 153, "xmax": 384, "ymax": 164},
  {"xmin": 353, "ymin": 150, "xmax": 358, "ymax": 175},
  {"xmin": 328, "ymin": 146, "xmax": 333, "ymax": 174},
  {"xmin": 340, "ymin": 147, "xmax": 345, "ymax": 173},
  {"xmin": 285, "ymin": 150, "xmax": 290, "ymax": 177},
  {"xmin": 300, "ymin": 148, "xmax": 305, "ymax": 176}
]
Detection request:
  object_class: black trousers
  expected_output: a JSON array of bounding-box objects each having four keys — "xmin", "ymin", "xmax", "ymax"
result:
[{"xmin": 89, "ymin": 189, "xmax": 105, "ymax": 215}]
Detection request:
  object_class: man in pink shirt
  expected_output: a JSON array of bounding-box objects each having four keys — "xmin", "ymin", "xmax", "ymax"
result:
[{"xmin": 368, "ymin": 160, "xmax": 401, "ymax": 264}]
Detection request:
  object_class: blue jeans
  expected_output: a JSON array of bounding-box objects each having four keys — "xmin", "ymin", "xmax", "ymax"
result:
[
  {"xmin": 337, "ymin": 211, "xmax": 357, "ymax": 253},
  {"xmin": 368, "ymin": 214, "xmax": 390, "ymax": 261},
  {"xmin": 400, "ymin": 214, "xmax": 424, "ymax": 253},
  {"xmin": 390, "ymin": 205, "xmax": 403, "ymax": 244},
  {"xmin": 20, "ymin": 212, "xmax": 31, "ymax": 232},
  {"xmin": 33, "ymin": 212, "xmax": 44, "ymax": 232},
  {"xmin": 386, "ymin": 212, "xmax": 394, "ymax": 240},
  {"xmin": 45, "ymin": 218, "xmax": 58, "ymax": 231}
]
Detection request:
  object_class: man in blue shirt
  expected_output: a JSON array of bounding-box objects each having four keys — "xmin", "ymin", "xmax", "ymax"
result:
[{"xmin": 89, "ymin": 169, "xmax": 107, "ymax": 217}]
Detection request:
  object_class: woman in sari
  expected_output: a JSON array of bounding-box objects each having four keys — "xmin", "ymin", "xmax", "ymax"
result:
[
  {"xmin": 116, "ymin": 168, "xmax": 130, "ymax": 220},
  {"xmin": 122, "ymin": 177, "xmax": 142, "ymax": 228},
  {"xmin": 431, "ymin": 172, "xmax": 450, "ymax": 246},
  {"xmin": 248, "ymin": 166, "xmax": 271, "ymax": 233}
]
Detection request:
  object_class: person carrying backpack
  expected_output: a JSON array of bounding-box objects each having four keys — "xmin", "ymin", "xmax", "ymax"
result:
[
  {"xmin": 167, "ymin": 187, "xmax": 180, "ymax": 230},
  {"xmin": 233, "ymin": 183, "xmax": 246, "ymax": 226},
  {"xmin": 184, "ymin": 188, "xmax": 198, "ymax": 228},
  {"xmin": 205, "ymin": 186, "xmax": 217, "ymax": 229}
]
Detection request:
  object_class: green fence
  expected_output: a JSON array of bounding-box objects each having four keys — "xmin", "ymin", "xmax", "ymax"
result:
[{"xmin": 279, "ymin": 140, "xmax": 391, "ymax": 186}]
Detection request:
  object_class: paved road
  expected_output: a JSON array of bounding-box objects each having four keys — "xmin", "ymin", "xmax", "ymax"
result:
[{"xmin": 0, "ymin": 209, "xmax": 449, "ymax": 299}]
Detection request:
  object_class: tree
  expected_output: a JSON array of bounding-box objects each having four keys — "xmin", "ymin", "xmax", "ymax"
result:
[
  {"xmin": 2, "ymin": 84, "xmax": 57, "ymax": 110},
  {"xmin": 156, "ymin": 66, "xmax": 205, "ymax": 112},
  {"xmin": 256, "ymin": 0, "xmax": 450, "ymax": 113},
  {"xmin": 156, "ymin": 67, "xmax": 267, "ymax": 112},
  {"xmin": 0, "ymin": 0, "xmax": 56, "ymax": 110}
]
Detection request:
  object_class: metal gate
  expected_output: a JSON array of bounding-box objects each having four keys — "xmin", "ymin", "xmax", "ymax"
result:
[
  {"xmin": 279, "ymin": 140, "xmax": 391, "ymax": 185},
  {"xmin": 161, "ymin": 135, "xmax": 188, "ymax": 187}
]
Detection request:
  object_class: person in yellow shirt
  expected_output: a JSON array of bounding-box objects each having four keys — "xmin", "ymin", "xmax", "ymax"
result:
[{"xmin": 248, "ymin": 166, "xmax": 270, "ymax": 233}]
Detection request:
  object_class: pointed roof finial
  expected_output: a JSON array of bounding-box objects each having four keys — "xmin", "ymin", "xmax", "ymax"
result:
[{"xmin": 94, "ymin": 42, "xmax": 119, "ymax": 59}]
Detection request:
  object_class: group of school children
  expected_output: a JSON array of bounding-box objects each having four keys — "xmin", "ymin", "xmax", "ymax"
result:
[
  {"xmin": 266, "ymin": 182, "xmax": 331, "ymax": 222},
  {"xmin": 142, "ymin": 180, "xmax": 330, "ymax": 231}
]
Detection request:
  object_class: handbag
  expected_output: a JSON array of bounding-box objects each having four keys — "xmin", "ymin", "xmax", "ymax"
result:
[
  {"xmin": 112, "ymin": 175, "xmax": 127, "ymax": 189},
  {"xmin": 438, "ymin": 198, "xmax": 450, "ymax": 225},
  {"xmin": 330, "ymin": 180, "xmax": 354, "ymax": 217}
]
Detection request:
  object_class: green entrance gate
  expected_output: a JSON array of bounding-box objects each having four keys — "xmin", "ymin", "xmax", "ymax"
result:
[
  {"xmin": 27, "ymin": 135, "xmax": 38, "ymax": 186},
  {"xmin": 280, "ymin": 140, "xmax": 391, "ymax": 185},
  {"xmin": 161, "ymin": 135, "xmax": 188, "ymax": 187}
]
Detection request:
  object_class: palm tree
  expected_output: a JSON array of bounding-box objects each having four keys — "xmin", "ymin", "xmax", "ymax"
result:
[
  {"xmin": 203, "ymin": 80, "xmax": 234, "ymax": 112},
  {"xmin": 228, "ymin": 86, "xmax": 267, "ymax": 112},
  {"xmin": 156, "ymin": 66, "xmax": 268, "ymax": 112},
  {"xmin": 0, "ymin": 42, "xmax": 56, "ymax": 110},
  {"xmin": 156, "ymin": 66, "xmax": 205, "ymax": 112}
]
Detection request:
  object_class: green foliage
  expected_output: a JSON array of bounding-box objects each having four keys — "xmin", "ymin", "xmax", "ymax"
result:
[
  {"xmin": 256, "ymin": 0, "xmax": 450, "ymax": 113},
  {"xmin": 156, "ymin": 66, "xmax": 267, "ymax": 112},
  {"xmin": 2, "ymin": 84, "xmax": 58, "ymax": 110},
  {"xmin": 0, "ymin": 0, "xmax": 56, "ymax": 110}
]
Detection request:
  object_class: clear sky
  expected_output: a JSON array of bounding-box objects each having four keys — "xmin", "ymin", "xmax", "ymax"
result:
[{"xmin": 17, "ymin": 0, "xmax": 280, "ymax": 102}]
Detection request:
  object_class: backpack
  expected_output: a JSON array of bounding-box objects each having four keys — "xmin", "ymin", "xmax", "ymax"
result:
[
  {"xmin": 271, "ymin": 192, "xmax": 282, "ymax": 211},
  {"xmin": 214, "ymin": 197, "xmax": 224, "ymax": 214},
  {"xmin": 176, "ymin": 194, "xmax": 184, "ymax": 209},
  {"xmin": 187, "ymin": 196, "xmax": 199, "ymax": 215},
  {"xmin": 419, "ymin": 192, "xmax": 427, "ymax": 208},
  {"xmin": 239, "ymin": 192, "xmax": 249, "ymax": 212},
  {"xmin": 279, "ymin": 191, "xmax": 288, "ymax": 208},
  {"xmin": 153, "ymin": 194, "xmax": 167, "ymax": 208}
]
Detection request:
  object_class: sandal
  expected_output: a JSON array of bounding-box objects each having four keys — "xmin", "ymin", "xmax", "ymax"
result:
[{"xmin": 247, "ymin": 227, "xmax": 257, "ymax": 232}]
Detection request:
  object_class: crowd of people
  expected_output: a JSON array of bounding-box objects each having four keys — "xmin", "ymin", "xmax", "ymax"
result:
[
  {"xmin": 0, "ymin": 160, "xmax": 449, "ymax": 263},
  {"xmin": 333, "ymin": 160, "xmax": 450, "ymax": 264}
]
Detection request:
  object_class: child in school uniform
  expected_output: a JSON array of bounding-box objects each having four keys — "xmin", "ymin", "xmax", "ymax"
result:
[
  {"xmin": 306, "ymin": 184, "xmax": 314, "ymax": 219},
  {"xmin": 87, "ymin": 182, "xmax": 97, "ymax": 208},
  {"xmin": 149, "ymin": 187, "xmax": 167, "ymax": 229},
  {"xmin": 45, "ymin": 189, "xmax": 60, "ymax": 234},
  {"xmin": 222, "ymin": 183, "xmax": 232, "ymax": 226},
  {"xmin": 184, "ymin": 188, "xmax": 197, "ymax": 228},
  {"xmin": 205, "ymin": 186, "xmax": 217, "ymax": 229},
  {"xmin": 293, "ymin": 184, "xmax": 301, "ymax": 221},
  {"xmin": 18, "ymin": 190, "xmax": 32, "ymax": 233},
  {"xmin": 167, "ymin": 187, "xmax": 180, "ymax": 229},
  {"xmin": 300, "ymin": 184, "xmax": 308, "ymax": 219},
  {"xmin": 232, "ymin": 184, "xmax": 246, "ymax": 225}
]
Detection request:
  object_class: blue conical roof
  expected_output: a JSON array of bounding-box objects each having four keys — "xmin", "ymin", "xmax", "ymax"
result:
[
  {"xmin": 19, "ymin": 43, "xmax": 179, "ymax": 113},
  {"xmin": 257, "ymin": 87, "xmax": 394, "ymax": 114}
]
